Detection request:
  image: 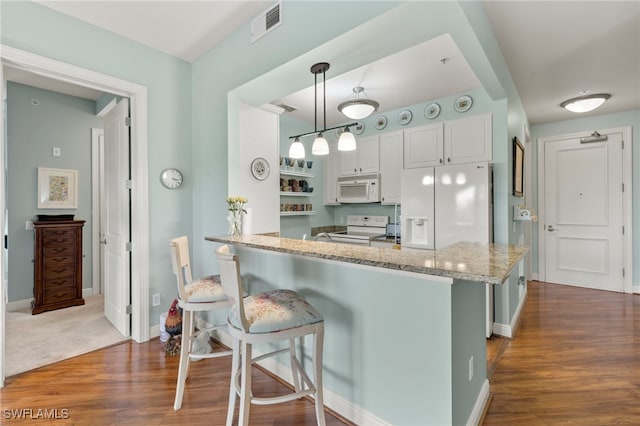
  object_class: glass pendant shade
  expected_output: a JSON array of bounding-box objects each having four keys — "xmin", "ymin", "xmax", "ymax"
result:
[
  {"xmin": 338, "ymin": 128, "xmax": 357, "ymax": 151},
  {"xmin": 561, "ymin": 93, "xmax": 610, "ymax": 113},
  {"xmin": 289, "ymin": 137, "xmax": 305, "ymax": 159},
  {"xmin": 312, "ymin": 133, "xmax": 329, "ymax": 155}
]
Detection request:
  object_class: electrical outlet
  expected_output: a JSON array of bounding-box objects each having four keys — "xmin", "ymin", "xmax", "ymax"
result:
[
  {"xmin": 25, "ymin": 220, "xmax": 33, "ymax": 230},
  {"xmin": 52, "ymin": 147, "xmax": 61, "ymax": 157},
  {"xmin": 468, "ymin": 356, "xmax": 474, "ymax": 382},
  {"xmin": 152, "ymin": 293, "xmax": 161, "ymax": 306}
]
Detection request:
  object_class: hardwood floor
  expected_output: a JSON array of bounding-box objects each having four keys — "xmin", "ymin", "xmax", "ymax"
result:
[
  {"xmin": 0, "ymin": 340, "xmax": 351, "ymax": 425},
  {"xmin": 2, "ymin": 281, "xmax": 638, "ymax": 424},
  {"xmin": 484, "ymin": 281, "xmax": 640, "ymax": 425}
]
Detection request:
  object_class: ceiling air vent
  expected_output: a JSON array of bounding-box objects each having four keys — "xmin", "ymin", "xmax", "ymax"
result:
[{"xmin": 251, "ymin": 1, "xmax": 282, "ymax": 43}]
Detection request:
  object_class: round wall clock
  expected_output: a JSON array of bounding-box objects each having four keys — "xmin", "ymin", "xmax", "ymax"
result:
[
  {"xmin": 251, "ymin": 157, "xmax": 270, "ymax": 180},
  {"xmin": 424, "ymin": 102, "xmax": 441, "ymax": 119},
  {"xmin": 160, "ymin": 168, "xmax": 183, "ymax": 189},
  {"xmin": 454, "ymin": 95, "xmax": 473, "ymax": 113}
]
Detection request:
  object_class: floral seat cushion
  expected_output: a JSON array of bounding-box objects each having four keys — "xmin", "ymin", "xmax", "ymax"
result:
[
  {"xmin": 229, "ymin": 289, "xmax": 323, "ymax": 334},
  {"xmin": 182, "ymin": 275, "xmax": 227, "ymax": 303}
]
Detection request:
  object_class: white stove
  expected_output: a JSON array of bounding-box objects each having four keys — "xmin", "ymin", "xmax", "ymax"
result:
[{"xmin": 327, "ymin": 215, "xmax": 389, "ymax": 246}]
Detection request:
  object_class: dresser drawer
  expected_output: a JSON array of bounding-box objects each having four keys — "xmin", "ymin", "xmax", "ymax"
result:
[
  {"xmin": 44, "ymin": 263, "xmax": 76, "ymax": 279},
  {"xmin": 43, "ymin": 282, "xmax": 77, "ymax": 305},
  {"xmin": 44, "ymin": 255, "xmax": 75, "ymax": 268},
  {"xmin": 44, "ymin": 245, "xmax": 76, "ymax": 256},
  {"xmin": 42, "ymin": 229, "xmax": 76, "ymax": 245}
]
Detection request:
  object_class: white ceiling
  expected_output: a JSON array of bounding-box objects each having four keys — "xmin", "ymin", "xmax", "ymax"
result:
[{"xmin": 11, "ymin": 1, "xmax": 640, "ymax": 125}]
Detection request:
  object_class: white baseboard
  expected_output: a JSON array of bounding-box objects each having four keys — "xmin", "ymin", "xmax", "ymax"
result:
[
  {"xmin": 531, "ymin": 273, "xmax": 539, "ymax": 281},
  {"xmin": 149, "ymin": 324, "xmax": 160, "ymax": 339},
  {"xmin": 466, "ymin": 379, "xmax": 490, "ymax": 426},
  {"xmin": 492, "ymin": 285, "xmax": 528, "ymax": 338},
  {"xmin": 202, "ymin": 319, "xmax": 390, "ymax": 425},
  {"xmin": 633, "ymin": 283, "xmax": 640, "ymax": 294}
]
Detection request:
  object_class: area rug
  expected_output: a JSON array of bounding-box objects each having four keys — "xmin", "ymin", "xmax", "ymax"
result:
[{"xmin": 5, "ymin": 295, "xmax": 128, "ymax": 377}]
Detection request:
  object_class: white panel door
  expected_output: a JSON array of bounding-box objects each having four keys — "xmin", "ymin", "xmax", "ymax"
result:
[
  {"xmin": 103, "ymin": 99, "xmax": 131, "ymax": 336},
  {"xmin": 544, "ymin": 133, "xmax": 623, "ymax": 292}
]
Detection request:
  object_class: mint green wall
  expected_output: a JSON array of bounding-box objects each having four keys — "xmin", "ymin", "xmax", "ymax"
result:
[
  {"xmin": 531, "ymin": 109, "xmax": 640, "ymax": 286},
  {"xmin": 2, "ymin": 1, "xmax": 193, "ymax": 320},
  {"xmin": 231, "ymin": 245, "xmax": 484, "ymax": 425},
  {"xmin": 6, "ymin": 82, "xmax": 101, "ymax": 302}
]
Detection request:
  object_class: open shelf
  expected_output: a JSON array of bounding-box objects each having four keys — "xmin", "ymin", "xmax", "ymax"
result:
[
  {"xmin": 279, "ymin": 169, "xmax": 315, "ymax": 178},
  {"xmin": 280, "ymin": 192, "xmax": 316, "ymax": 197},
  {"xmin": 280, "ymin": 211, "xmax": 316, "ymax": 216}
]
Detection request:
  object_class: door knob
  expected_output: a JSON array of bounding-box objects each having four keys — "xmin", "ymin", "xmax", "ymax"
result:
[
  {"xmin": 100, "ymin": 238, "xmax": 108, "ymax": 245},
  {"xmin": 547, "ymin": 225, "xmax": 556, "ymax": 232}
]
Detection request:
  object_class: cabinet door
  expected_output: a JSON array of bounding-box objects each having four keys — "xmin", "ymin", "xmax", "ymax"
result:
[
  {"xmin": 356, "ymin": 135, "xmax": 380, "ymax": 174},
  {"xmin": 379, "ymin": 130, "xmax": 403, "ymax": 205},
  {"xmin": 403, "ymin": 123, "xmax": 444, "ymax": 169},
  {"xmin": 324, "ymin": 143, "xmax": 340, "ymax": 205},
  {"xmin": 337, "ymin": 148, "xmax": 357, "ymax": 176},
  {"xmin": 444, "ymin": 113, "xmax": 492, "ymax": 164}
]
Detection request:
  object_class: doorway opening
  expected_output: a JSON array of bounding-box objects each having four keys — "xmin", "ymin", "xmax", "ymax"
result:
[{"xmin": 0, "ymin": 45, "xmax": 150, "ymax": 388}]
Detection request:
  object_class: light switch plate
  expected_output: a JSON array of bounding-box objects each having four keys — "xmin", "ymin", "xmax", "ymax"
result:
[{"xmin": 52, "ymin": 147, "xmax": 61, "ymax": 157}]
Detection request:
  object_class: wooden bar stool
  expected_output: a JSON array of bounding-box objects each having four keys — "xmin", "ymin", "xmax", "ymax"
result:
[
  {"xmin": 169, "ymin": 236, "xmax": 232, "ymax": 410},
  {"xmin": 215, "ymin": 245, "xmax": 326, "ymax": 426}
]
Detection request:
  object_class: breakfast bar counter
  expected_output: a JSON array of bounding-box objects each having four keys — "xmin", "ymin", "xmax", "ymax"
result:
[
  {"xmin": 205, "ymin": 234, "xmax": 528, "ymax": 425},
  {"xmin": 205, "ymin": 234, "xmax": 528, "ymax": 285}
]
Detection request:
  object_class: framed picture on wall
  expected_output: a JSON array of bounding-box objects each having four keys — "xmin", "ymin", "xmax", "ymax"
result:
[
  {"xmin": 513, "ymin": 137, "xmax": 524, "ymax": 197},
  {"xmin": 37, "ymin": 167, "xmax": 78, "ymax": 209}
]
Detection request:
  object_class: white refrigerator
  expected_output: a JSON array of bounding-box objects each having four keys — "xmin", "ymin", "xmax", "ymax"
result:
[
  {"xmin": 401, "ymin": 161, "xmax": 494, "ymax": 336},
  {"xmin": 401, "ymin": 161, "xmax": 492, "ymax": 250}
]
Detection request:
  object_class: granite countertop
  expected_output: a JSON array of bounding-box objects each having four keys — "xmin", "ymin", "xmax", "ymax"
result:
[{"xmin": 206, "ymin": 234, "xmax": 528, "ymax": 285}]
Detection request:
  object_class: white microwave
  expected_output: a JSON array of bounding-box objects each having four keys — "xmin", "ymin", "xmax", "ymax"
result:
[{"xmin": 337, "ymin": 174, "xmax": 380, "ymax": 203}]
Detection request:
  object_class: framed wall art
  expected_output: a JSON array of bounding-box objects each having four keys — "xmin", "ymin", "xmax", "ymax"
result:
[
  {"xmin": 37, "ymin": 167, "xmax": 78, "ymax": 209},
  {"xmin": 512, "ymin": 137, "xmax": 524, "ymax": 197}
]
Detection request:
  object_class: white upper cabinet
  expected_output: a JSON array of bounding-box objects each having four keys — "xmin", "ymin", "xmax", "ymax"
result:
[
  {"xmin": 379, "ymin": 130, "xmax": 403, "ymax": 205},
  {"xmin": 404, "ymin": 113, "xmax": 493, "ymax": 168},
  {"xmin": 444, "ymin": 113, "xmax": 492, "ymax": 165},
  {"xmin": 403, "ymin": 122, "xmax": 444, "ymax": 169},
  {"xmin": 338, "ymin": 135, "xmax": 380, "ymax": 176},
  {"xmin": 323, "ymin": 143, "xmax": 340, "ymax": 205}
]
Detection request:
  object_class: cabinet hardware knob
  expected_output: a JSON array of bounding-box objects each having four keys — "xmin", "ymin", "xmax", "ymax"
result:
[
  {"xmin": 439, "ymin": 158, "xmax": 443, "ymax": 164},
  {"xmin": 447, "ymin": 157, "xmax": 451, "ymax": 163}
]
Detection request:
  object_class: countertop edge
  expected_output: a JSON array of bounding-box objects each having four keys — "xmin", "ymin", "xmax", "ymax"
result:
[{"xmin": 206, "ymin": 235, "xmax": 529, "ymax": 285}]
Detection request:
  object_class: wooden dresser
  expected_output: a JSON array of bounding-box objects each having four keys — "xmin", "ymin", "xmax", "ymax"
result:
[{"xmin": 32, "ymin": 220, "xmax": 85, "ymax": 314}]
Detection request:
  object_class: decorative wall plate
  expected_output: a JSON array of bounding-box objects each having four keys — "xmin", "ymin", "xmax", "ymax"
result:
[
  {"xmin": 454, "ymin": 95, "xmax": 473, "ymax": 113},
  {"xmin": 398, "ymin": 110, "xmax": 413, "ymax": 125},
  {"xmin": 374, "ymin": 115, "xmax": 387, "ymax": 130},
  {"xmin": 250, "ymin": 157, "xmax": 270, "ymax": 180},
  {"xmin": 424, "ymin": 103, "xmax": 441, "ymax": 119},
  {"xmin": 353, "ymin": 122, "xmax": 365, "ymax": 135}
]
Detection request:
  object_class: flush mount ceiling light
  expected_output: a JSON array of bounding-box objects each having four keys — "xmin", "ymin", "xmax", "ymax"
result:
[
  {"xmin": 561, "ymin": 93, "xmax": 611, "ymax": 113},
  {"xmin": 289, "ymin": 62, "xmax": 358, "ymax": 156},
  {"xmin": 338, "ymin": 86, "xmax": 379, "ymax": 120}
]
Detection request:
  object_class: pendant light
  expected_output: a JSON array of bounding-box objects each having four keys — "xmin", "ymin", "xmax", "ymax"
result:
[
  {"xmin": 338, "ymin": 86, "xmax": 379, "ymax": 120},
  {"xmin": 288, "ymin": 136, "xmax": 305, "ymax": 159},
  {"xmin": 311, "ymin": 62, "xmax": 330, "ymax": 156},
  {"xmin": 338, "ymin": 126, "xmax": 356, "ymax": 151},
  {"xmin": 288, "ymin": 61, "xmax": 358, "ymax": 155}
]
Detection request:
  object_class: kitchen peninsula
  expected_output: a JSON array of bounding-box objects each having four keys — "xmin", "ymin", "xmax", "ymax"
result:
[{"xmin": 206, "ymin": 234, "xmax": 528, "ymax": 425}]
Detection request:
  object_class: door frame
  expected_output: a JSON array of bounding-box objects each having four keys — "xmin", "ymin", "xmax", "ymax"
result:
[
  {"xmin": 537, "ymin": 126, "xmax": 633, "ymax": 293},
  {"xmin": 91, "ymin": 128, "xmax": 105, "ymax": 296},
  {"xmin": 0, "ymin": 45, "xmax": 150, "ymax": 387}
]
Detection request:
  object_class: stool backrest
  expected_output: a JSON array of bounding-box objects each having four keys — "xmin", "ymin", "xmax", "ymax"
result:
[
  {"xmin": 215, "ymin": 245, "xmax": 250, "ymax": 332},
  {"xmin": 169, "ymin": 236, "xmax": 193, "ymax": 301}
]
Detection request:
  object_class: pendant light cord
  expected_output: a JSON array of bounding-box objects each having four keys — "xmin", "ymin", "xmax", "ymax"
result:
[
  {"xmin": 314, "ymin": 72, "xmax": 318, "ymax": 133},
  {"xmin": 323, "ymin": 69, "xmax": 326, "ymax": 130}
]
